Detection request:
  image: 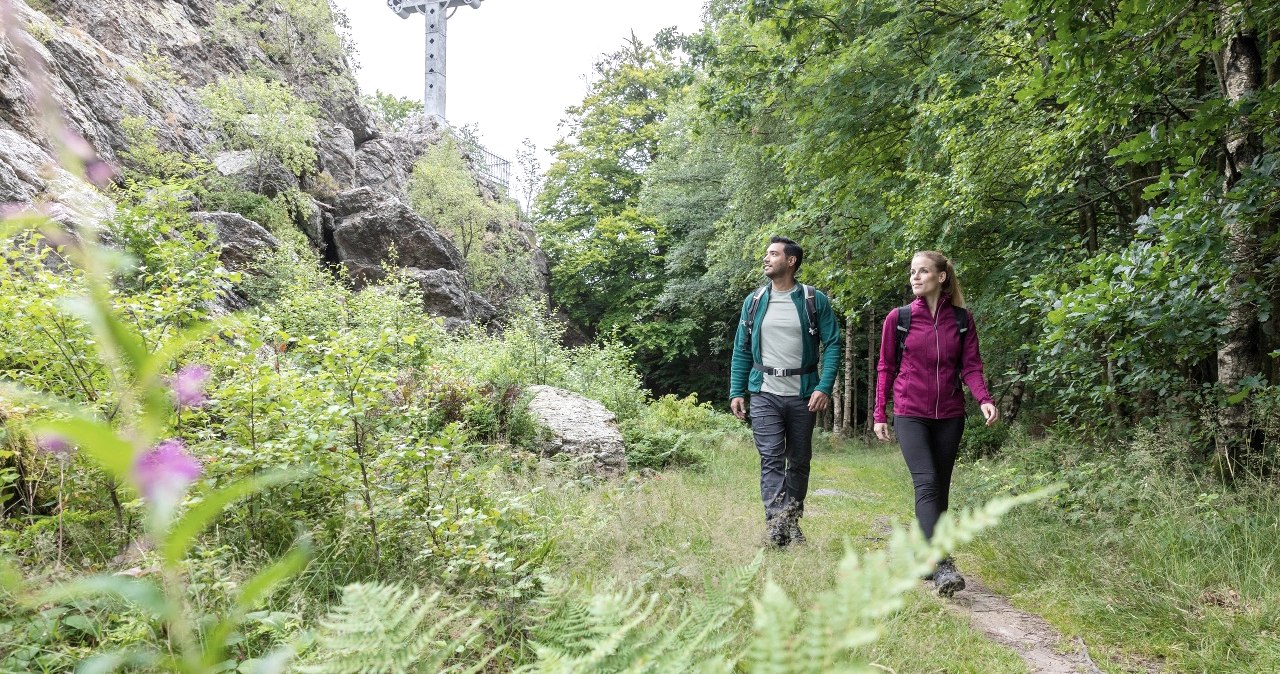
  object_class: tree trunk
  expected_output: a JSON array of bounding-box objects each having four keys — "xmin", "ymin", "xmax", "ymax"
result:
[
  {"xmin": 832, "ymin": 325, "xmax": 844, "ymax": 432},
  {"xmin": 843, "ymin": 312, "xmax": 855, "ymax": 435},
  {"xmin": 1215, "ymin": 17, "xmax": 1266, "ymax": 472},
  {"xmin": 866, "ymin": 306, "xmax": 876, "ymax": 436},
  {"xmin": 1007, "ymin": 357, "xmax": 1027, "ymax": 423}
]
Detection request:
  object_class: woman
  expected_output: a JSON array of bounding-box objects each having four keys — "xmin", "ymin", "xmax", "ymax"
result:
[{"xmin": 873, "ymin": 250, "xmax": 999, "ymax": 597}]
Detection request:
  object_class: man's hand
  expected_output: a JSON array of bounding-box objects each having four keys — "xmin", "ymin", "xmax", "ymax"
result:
[
  {"xmin": 807, "ymin": 390, "xmax": 829, "ymax": 412},
  {"xmin": 730, "ymin": 397, "xmax": 747, "ymax": 419},
  {"xmin": 873, "ymin": 422, "xmax": 892, "ymax": 442}
]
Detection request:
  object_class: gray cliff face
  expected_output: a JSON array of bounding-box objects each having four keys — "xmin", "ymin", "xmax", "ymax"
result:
[{"xmin": 0, "ymin": 0, "xmax": 546, "ymax": 326}]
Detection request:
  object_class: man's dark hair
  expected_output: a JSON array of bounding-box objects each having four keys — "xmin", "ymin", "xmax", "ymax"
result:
[{"xmin": 770, "ymin": 235, "xmax": 803, "ymax": 273}]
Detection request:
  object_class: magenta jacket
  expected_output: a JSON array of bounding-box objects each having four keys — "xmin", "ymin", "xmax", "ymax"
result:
[{"xmin": 874, "ymin": 296, "xmax": 994, "ymax": 423}]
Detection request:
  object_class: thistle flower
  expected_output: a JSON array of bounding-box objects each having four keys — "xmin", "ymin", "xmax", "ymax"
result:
[
  {"xmin": 172, "ymin": 364, "xmax": 211, "ymax": 408},
  {"xmin": 132, "ymin": 439, "xmax": 202, "ymax": 510}
]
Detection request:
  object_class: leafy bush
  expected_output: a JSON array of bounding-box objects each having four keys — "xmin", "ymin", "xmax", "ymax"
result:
[
  {"xmin": 407, "ymin": 138, "xmax": 541, "ymax": 305},
  {"xmin": 958, "ymin": 414, "xmax": 1010, "ymax": 460},
  {"xmin": 201, "ymin": 75, "xmax": 319, "ymax": 180},
  {"xmin": 619, "ymin": 394, "xmax": 738, "ymax": 470}
]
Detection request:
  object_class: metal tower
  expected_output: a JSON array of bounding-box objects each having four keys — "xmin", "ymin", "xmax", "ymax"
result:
[{"xmin": 386, "ymin": 0, "xmax": 485, "ymax": 120}]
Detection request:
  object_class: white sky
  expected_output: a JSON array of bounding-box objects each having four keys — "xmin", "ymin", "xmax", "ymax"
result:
[{"xmin": 332, "ymin": 0, "xmax": 707, "ymax": 173}]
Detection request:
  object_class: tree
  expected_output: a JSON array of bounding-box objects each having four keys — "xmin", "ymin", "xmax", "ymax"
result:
[{"xmin": 535, "ymin": 34, "xmax": 686, "ymax": 351}]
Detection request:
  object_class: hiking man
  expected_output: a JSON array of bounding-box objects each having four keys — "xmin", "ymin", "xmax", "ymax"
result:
[{"xmin": 729, "ymin": 236, "xmax": 842, "ymax": 547}]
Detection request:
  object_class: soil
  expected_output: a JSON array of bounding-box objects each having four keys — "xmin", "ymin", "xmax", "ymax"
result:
[{"xmin": 942, "ymin": 577, "xmax": 1163, "ymax": 674}]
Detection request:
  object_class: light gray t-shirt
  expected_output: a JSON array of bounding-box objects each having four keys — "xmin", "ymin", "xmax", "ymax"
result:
[{"xmin": 760, "ymin": 286, "xmax": 803, "ymax": 396}]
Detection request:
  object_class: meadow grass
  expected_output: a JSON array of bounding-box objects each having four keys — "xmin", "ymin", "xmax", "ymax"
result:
[
  {"xmin": 954, "ymin": 431, "xmax": 1280, "ymax": 674},
  {"xmin": 523, "ymin": 429, "xmax": 1031, "ymax": 673}
]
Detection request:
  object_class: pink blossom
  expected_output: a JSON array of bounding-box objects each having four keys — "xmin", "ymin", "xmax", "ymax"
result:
[
  {"xmin": 132, "ymin": 439, "xmax": 202, "ymax": 508},
  {"xmin": 36, "ymin": 433, "xmax": 74, "ymax": 460},
  {"xmin": 172, "ymin": 364, "xmax": 211, "ymax": 408}
]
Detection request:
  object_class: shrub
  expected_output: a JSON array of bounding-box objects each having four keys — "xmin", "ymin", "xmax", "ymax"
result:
[{"xmin": 200, "ymin": 75, "xmax": 319, "ymax": 180}]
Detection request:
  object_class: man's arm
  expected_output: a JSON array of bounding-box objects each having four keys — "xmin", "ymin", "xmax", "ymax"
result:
[
  {"xmin": 728, "ymin": 295, "xmax": 753, "ymax": 400},
  {"xmin": 814, "ymin": 291, "xmax": 842, "ymax": 396}
]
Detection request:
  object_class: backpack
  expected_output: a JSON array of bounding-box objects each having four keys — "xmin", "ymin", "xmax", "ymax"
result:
[
  {"xmin": 742, "ymin": 284, "xmax": 820, "ymax": 377},
  {"xmin": 895, "ymin": 304, "xmax": 969, "ymax": 385}
]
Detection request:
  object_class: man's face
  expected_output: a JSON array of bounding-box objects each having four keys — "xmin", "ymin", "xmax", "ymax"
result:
[{"xmin": 762, "ymin": 243, "xmax": 793, "ymax": 279}]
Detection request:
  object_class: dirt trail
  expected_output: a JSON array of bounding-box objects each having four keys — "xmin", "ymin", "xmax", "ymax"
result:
[
  {"xmin": 857, "ymin": 515, "xmax": 1154, "ymax": 673},
  {"xmin": 943, "ymin": 577, "xmax": 1161, "ymax": 674},
  {"xmin": 944, "ymin": 577, "xmax": 1103, "ymax": 673}
]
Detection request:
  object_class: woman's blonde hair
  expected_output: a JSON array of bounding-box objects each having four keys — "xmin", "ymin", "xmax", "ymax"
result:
[{"xmin": 914, "ymin": 250, "xmax": 966, "ymax": 308}]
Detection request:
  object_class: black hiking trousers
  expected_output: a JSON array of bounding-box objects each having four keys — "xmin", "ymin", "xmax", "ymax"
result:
[
  {"xmin": 894, "ymin": 415, "xmax": 965, "ymax": 540},
  {"xmin": 751, "ymin": 392, "xmax": 815, "ymax": 521}
]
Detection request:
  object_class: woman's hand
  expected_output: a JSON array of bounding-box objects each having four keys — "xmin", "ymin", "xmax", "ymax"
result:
[
  {"xmin": 980, "ymin": 402, "xmax": 999, "ymax": 426},
  {"xmin": 873, "ymin": 422, "xmax": 892, "ymax": 442}
]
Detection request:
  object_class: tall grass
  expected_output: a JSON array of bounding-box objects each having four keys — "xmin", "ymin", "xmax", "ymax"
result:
[{"xmin": 958, "ymin": 426, "xmax": 1280, "ymax": 672}]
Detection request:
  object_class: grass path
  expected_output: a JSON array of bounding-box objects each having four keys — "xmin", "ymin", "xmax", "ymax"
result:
[{"xmin": 531, "ymin": 430, "xmax": 1059, "ymax": 673}]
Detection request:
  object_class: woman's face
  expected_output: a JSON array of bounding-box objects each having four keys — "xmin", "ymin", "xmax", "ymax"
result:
[{"xmin": 909, "ymin": 255, "xmax": 945, "ymax": 297}]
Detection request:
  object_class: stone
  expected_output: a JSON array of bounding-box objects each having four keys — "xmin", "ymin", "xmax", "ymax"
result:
[
  {"xmin": 353, "ymin": 115, "xmax": 445, "ymax": 200},
  {"xmin": 524, "ymin": 385, "xmax": 627, "ymax": 476},
  {"xmin": 329, "ymin": 186, "xmax": 463, "ymax": 284},
  {"xmin": 191, "ymin": 211, "xmax": 278, "ymax": 271}
]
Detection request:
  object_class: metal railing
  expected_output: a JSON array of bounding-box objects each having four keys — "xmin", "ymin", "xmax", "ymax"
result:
[{"xmin": 441, "ymin": 119, "xmax": 511, "ymax": 190}]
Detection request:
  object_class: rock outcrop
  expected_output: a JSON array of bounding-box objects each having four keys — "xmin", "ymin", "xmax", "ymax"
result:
[
  {"xmin": 192, "ymin": 210, "xmax": 279, "ymax": 271},
  {"xmin": 0, "ymin": 0, "xmax": 544, "ymax": 327},
  {"xmin": 524, "ymin": 386, "xmax": 627, "ymax": 476},
  {"xmin": 330, "ymin": 186, "xmax": 463, "ymax": 281}
]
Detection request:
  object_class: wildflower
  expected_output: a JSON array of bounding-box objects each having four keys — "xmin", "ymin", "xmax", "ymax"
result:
[
  {"xmin": 36, "ymin": 433, "xmax": 75, "ymax": 460},
  {"xmin": 172, "ymin": 364, "xmax": 211, "ymax": 408},
  {"xmin": 133, "ymin": 439, "xmax": 202, "ymax": 510}
]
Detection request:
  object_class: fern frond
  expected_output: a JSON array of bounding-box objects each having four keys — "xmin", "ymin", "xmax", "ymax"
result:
[
  {"xmin": 519, "ymin": 553, "xmax": 760, "ymax": 673},
  {"xmin": 296, "ymin": 582, "xmax": 490, "ymax": 674}
]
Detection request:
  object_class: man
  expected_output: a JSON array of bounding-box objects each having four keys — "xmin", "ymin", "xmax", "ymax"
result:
[{"xmin": 729, "ymin": 236, "xmax": 842, "ymax": 547}]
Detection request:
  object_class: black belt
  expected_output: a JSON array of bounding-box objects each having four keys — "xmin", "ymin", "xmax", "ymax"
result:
[{"xmin": 752, "ymin": 363, "xmax": 817, "ymax": 377}]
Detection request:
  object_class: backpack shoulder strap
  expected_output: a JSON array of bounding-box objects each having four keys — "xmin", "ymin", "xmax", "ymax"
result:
[
  {"xmin": 894, "ymin": 304, "xmax": 912, "ymax": 376},
  {"xmin": 803, "ymin": 284, "xmax": 819, "ymax": 343},
  {"xmin": 952, "ymin": 305, "xmax": 970, "ymax": 369},
  {"xmin": 742, "ymin": 285, "xmax": 768, "ymax": 344}
]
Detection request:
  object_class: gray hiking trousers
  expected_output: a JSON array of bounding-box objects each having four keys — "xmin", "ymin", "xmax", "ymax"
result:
[{"xmin": 749, "ymin": 392, "xmax": 815, "ymax": 521}]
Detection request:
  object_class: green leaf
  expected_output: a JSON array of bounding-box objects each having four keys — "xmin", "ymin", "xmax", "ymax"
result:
[
  {"xmin": 62, "ymin": 614, "xmax": 101, "ymax": 638},
  {"xmin": 203, "ymin": 542, "xmax": 311, "ymax": 668},
  {"xmin": 36, "ymin": 417, "xmax": 136, "ymax": 480},
  {"xmin": 162, "ymin": 471, "xmax": 299, "ymax": 567},
  {"xmin": 31, "ymin": 575, "xmax": 167, "ymax": 616}
]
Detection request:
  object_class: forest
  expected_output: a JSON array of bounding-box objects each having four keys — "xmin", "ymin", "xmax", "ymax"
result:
[{"xmin": 2, "ymin": 0, "xmax": 1277, "ymax": 672}]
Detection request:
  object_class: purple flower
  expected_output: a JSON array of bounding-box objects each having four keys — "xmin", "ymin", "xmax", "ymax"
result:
[
  {"xmin": 36, "ymin": 433, "xmax": 75, "ymax": 460},
  {"xmin": 172, "ymin": 364, "xmax": 212, "ymax": 409},
  {"xmin": 132, "ymin": 439, "xmax": 202, "ymax": 508}
]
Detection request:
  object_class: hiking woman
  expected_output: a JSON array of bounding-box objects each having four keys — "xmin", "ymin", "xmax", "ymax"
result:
[{"xmin": 872, "ymin": 250, "xmax": 999, "ymax": 597}]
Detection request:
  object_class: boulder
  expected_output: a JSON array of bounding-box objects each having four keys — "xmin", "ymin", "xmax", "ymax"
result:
[
  {"xmin": 524, "ymin": 386, "xmax": 627, "ymax": 476},
  {"xmin": 313, "ymin": 122, "xmax": 358, "ymax": 191},
  {"xmin": 192, "ymin": 211, "xmax": 278, "ymax": 271},
  {"xmin": 329, "ymin": 187, "xmax": 463, "ymax": 284},
  {"xmin": 212, "ymin": 150, "xmax": 299, "ymax": 198},
  {"xmin": 353, "ymin": 115, "xmax": 445, "ymax": 200}
]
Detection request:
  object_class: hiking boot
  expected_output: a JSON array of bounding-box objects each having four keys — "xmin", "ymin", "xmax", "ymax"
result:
[
  {"xmin": 762, "ymin": 516, "xmax": 791, "ymax": 548},
  {"xmin": 932, "ymin": 558, "xmax": 966, "ymax": 597},
  {"xmin": 779, "ymin": 501, "xmax": 805, "ymax": 545},
  {"xmin": 786, "ymin": 517, "xmax": 806, "ymax": 545}
]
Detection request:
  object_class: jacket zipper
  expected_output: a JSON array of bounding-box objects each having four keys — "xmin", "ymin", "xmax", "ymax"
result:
[{"xmin": 932, "ymin": 306, "xmax": 941, "ymax": 417}]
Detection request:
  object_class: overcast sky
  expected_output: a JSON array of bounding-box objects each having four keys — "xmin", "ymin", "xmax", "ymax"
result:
[{"xmin": 332, "ymin": 0, "xmax": 707, "ymax": 173}]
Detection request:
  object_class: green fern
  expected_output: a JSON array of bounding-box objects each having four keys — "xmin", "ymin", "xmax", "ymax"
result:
[
  {"xmin": 296, "ymin": 582, "xmax": 494, "ymax": 674},
  {"xmin": 519, "ymin": 488, "xmax": 1057, "ymax": 673},
  {"xmin": 740, "ymin": 486, "xmax": 1060, "ymax": 673},
  {"xmin": 517, "ymin": 553, "xmax": 761, "ymax": 673}
]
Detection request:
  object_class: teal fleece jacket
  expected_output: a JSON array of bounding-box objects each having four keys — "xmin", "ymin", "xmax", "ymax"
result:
[{"xmin": 729, "ymin": 284, "xmax": 842, "ymax": 400}]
